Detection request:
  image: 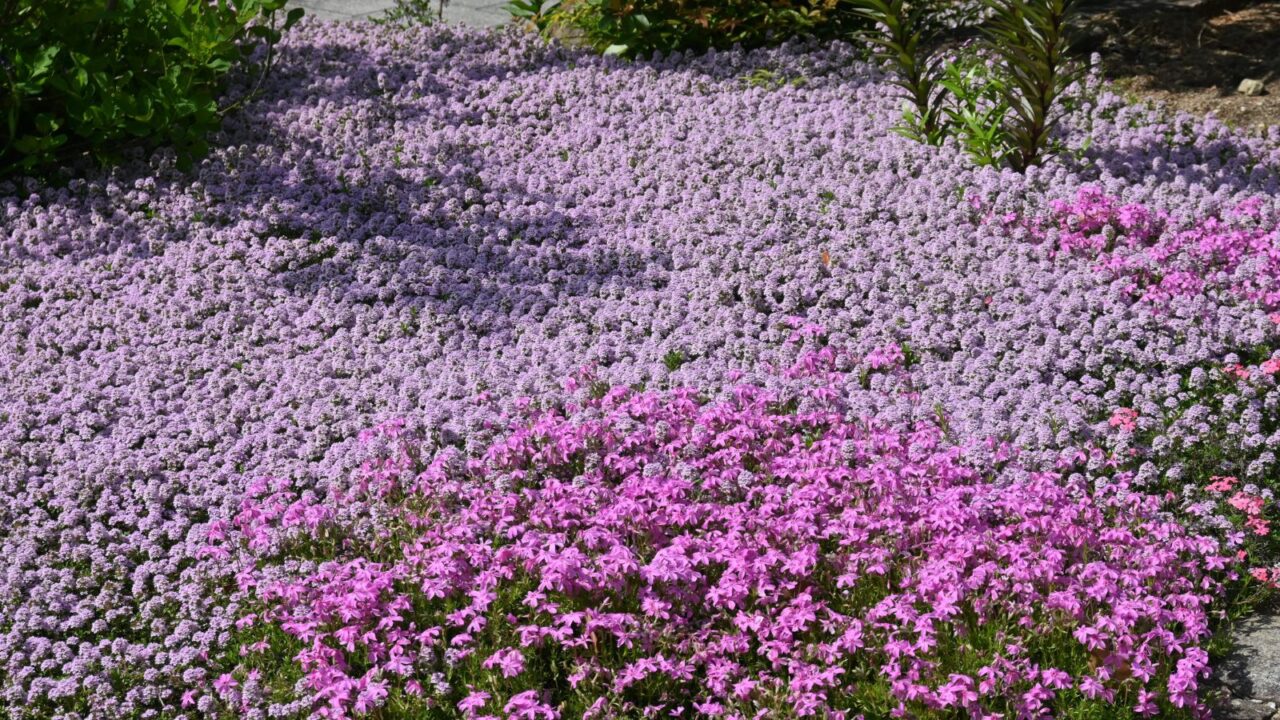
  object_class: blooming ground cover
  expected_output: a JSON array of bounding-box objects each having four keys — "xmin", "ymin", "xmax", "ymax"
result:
[{"xmin": 2, "ymin": 17, "xmax": 1280, "ymax": 720}]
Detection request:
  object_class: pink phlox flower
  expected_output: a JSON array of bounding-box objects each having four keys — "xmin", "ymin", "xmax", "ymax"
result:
[
  {"xmin": 1249, "ymin": 567, "xmax": 1280, "ymax": 588},
  {"xmin": 733, "ymin": 678, "xmax": 758, "ymax": 699},
  {"xmin": 693, "ymin": 701, "xmax": 724, "ymax": 716},
  {"xmin": 936, "ymin": 674, "xmax": 979, "ymax": 708},
  {"xmin": 1223, "ymin": 363, "xmax": 1251, "ymax": 380},
  {"xmin": 1108, "ymin": 408, "xmax": 1138, "ymax": 432},
  {"xmin": 458, "ymin": 690, "xmax": 491, "ymax": 715},
  {"xmin": 503, "ymin": 690, "xmax": 559, "ymax": 720},
  {"xmin": 1078, "ymin": 675, "xmax": 1112, "ymax": 701},
  {"xmin": 482, "ymin": 647, "xmax": 525, "ymax": 678},
  {"xmin": 865, "ymin": 343, "xmax": 905, "ymax": 370},
  {"xmin": 1206, "ymin": 475, "xmax": 1238, "ymax": 493},
  {"xmin": 1245, "ymin": 517, "xmax": 1271, "ymax": 536},
  {"xmin": 352, "ymin": 673, "xmax": 388, "ymax": 714},
  {"xmin": 1228, "ymin": 492, "xmax": 1265, "ymax": 516},
  {"xmin": 212, "ymin": 673, "xmax": 238, "ymax": 696},
  {"xmin": 196, "ymin": 543, "xmax": 230, "ymax": 561},
  {"xmin": 205, "ymin": 519, "xmax": 229, "ymax": 542},
  {"xmin": 1166, "ymin": 647, "xmax": 1209, "ymax": 709}
]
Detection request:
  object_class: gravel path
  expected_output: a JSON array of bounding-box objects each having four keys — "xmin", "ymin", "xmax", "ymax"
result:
[{"xmin": 288, "ymin": 0, "xmax": 508, "ymax": 25}]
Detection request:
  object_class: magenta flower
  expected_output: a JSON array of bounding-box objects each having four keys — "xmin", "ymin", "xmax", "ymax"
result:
[
  {"xmin": 504, "ymin": 690, "xmax": 559, "ymax": 720},
  {"xmin": 482, "ymin": 648, "xmax": 526, "ymax": 679},
  {"xmin": 212, "ymin": 673, "xmax": 238, "ymax": 696},
  {"xmin": 459, "ymin": 689, "xmax": 492, "ymax": 714},
  {"xmin": 226, "ymin": 358, "xmax": 1233, "ymax": 718},
  {"xmin": 1206, "ymin": 475, "xmax": 1239, "ymax": 493}
]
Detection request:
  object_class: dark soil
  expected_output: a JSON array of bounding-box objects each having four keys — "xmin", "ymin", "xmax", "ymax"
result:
[{"xmin": 1079, "ymin": 0, "xmax": 1280, "ymax": 132}]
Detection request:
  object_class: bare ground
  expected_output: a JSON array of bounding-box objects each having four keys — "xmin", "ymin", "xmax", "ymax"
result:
[{"xmin": 1081, "ymin": 0, "xmax": 1280, "ymax": 132}]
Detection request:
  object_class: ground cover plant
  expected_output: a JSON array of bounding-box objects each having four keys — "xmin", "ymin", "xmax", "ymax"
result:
[
  {"xmin": 221, "ymin": 360, "xmax": 1237, "ymax": 719},
  {"xmin": 1, "ymin": 14, "xmax": 1280, "ymax": 720}
]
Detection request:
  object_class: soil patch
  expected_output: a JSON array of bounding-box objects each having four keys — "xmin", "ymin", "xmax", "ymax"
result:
[{"xmin": 1079, "ymin": 0, "xmax": 1280, "ymax": 132}]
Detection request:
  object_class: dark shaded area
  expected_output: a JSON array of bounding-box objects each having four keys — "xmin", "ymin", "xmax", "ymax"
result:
[
  {"xmin": 237, "ymin": 41, "xmax": 667, "ymax": 336},
  {"xmin": 1073, "ymin": 0, "xmax": 1280, "ymax": 129}
]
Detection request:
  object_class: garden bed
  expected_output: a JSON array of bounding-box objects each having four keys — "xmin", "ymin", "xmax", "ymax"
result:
[{"xmin": 1, "ymin": 17, "xmax": 1280, "ymax": 720}]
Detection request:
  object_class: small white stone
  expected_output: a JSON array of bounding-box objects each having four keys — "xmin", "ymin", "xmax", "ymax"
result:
[{"xmin": 1238, "ymin": 78, "xmax": 1266, "ymax": 97}]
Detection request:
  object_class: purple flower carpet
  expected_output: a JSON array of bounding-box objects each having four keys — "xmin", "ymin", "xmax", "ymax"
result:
[{"xmin": 2, "ymin": 19, "xmax": 1280, "ymax": 720}]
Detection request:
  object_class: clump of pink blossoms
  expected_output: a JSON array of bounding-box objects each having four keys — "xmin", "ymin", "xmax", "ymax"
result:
[
  {"xmin": 1202, "ymin": 476, "xmax": 1280, "ymax": 590},
  {"xmin": 215, "ymin": 354, "xmax": 1236, "ymax": 720},
  {"xmin": 1109, "ymin": 407, "xmax": 1139, "ymax": 432},
  {"xmin": 1012, "ymin": 186, "xmax": 1280, "ymax": 310}
]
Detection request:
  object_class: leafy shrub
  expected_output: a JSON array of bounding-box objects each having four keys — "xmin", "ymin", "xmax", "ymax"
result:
[
  {"xmin": 0, "ymin": 0, "xmax": 302, "ymax": 175},
  {"xmin": 853, "ymin": 0, "xmax": 1085, "ymax": 169},
  {"xmin": 371, "ymin": 0, "xmax": 449, "ymax": 27},
  {"xmin": 848, "ymin": 0, "xmax": 948, "ymax": 145},
  {"xmin": 506, "ymin": 0, "xmax": 865, "ymax": 57},
  {"xmin": 937, "ymin": 48, "xmax": 1011, "ymax": 166},
  {"xmin": 981, "ymin": 0, "xmax": 1084, "ymax": 170}
]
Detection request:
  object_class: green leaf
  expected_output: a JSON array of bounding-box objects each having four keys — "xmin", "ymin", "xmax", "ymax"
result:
[
  {"xmin": 506, "ymin": 2, "xmax": 536, "ymax": 18},
  {"xmin": 33, "ymin": 113, "xmax": 61, "ymax": 134},
  {"xmin": 20, "ymin": 46, "xmax": 61, "ymax": 82}
]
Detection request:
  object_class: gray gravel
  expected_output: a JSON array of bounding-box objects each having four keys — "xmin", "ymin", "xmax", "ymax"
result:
[
  {"xmin": 288, "ymin": 0, "xmax": 508, "ymax": 26},
  {"xmin": 1216, "ymin": 614, "xmax": 1280, "ymax": 720}
]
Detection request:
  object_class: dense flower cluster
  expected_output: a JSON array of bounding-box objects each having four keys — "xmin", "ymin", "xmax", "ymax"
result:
[
  {"xmin": 0, "ymin": 16, "xmax": 1278, "ymax": 719},
  {"xmin": 226, "ymin": 363, "xmax": 1232, "ymax": 719},
  {"xmin": 1019, "ymin": 187, "xmax": 1280, "ymax": 309}
]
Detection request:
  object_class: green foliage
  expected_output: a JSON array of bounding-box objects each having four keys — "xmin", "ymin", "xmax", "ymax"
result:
[
  {"xmin": 0, "ymin": 0, "xmax": 302, "ymax": 176},
  {"xmin": 507, "ymin": 0, "xmax": 864, "ymax": 57},
  {"xmin": 371, "ymin": 0, "xmax": 448, "ymax": 27},
  {"xmin": 937, "ymin": 51, "xmax": 1012, "ymax": 166},
  {"xmin": 853, "ymin": 0, "xmax": 1087, "ymax": 170},
  {"xmin": 980, "ymin": 0, "xmax": 1086, "ymax": 170},
  {"xmin": 848, "ymin": 0, "xmax": 948, "ymax": 145},
  {"xmin": 505, "ymin": 0, "xmax": 563, "ymax": 32}
]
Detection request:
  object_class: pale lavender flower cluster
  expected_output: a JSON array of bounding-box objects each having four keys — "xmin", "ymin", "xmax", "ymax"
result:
[{"xmin": 0, "ymin": 16, "xmax": 1278, "ymax": 718}]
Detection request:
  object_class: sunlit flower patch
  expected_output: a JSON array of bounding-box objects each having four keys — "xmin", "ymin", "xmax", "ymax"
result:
[
  {"xmin": 220, "ymin": 359, "xmax": 1234, "ymax": 719},
  {"xmin": 2, "ymin": 16, "xmax": 1279, "ymax": 720}
]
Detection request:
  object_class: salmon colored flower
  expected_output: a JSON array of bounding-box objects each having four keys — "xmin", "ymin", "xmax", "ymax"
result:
[
  {"xmin": 1223, "ymin": 363, "xmax": 1250, "ymax": 380},
  {"xmin": 1206, "ymin": 476, "xmax": 1238, "ymax": 493},
  {"xmin": 1229, "ymin": 492, "xmax": 1265, "ymax": 516},
  {"xmin": 1108, "ymin": 408, "xmax": 1139, "ymax": 432}
]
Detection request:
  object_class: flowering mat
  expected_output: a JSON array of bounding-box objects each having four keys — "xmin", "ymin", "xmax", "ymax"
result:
[{"xmin": 3, "ymin": 19, "xmax": 1280, "ymax": 720}]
